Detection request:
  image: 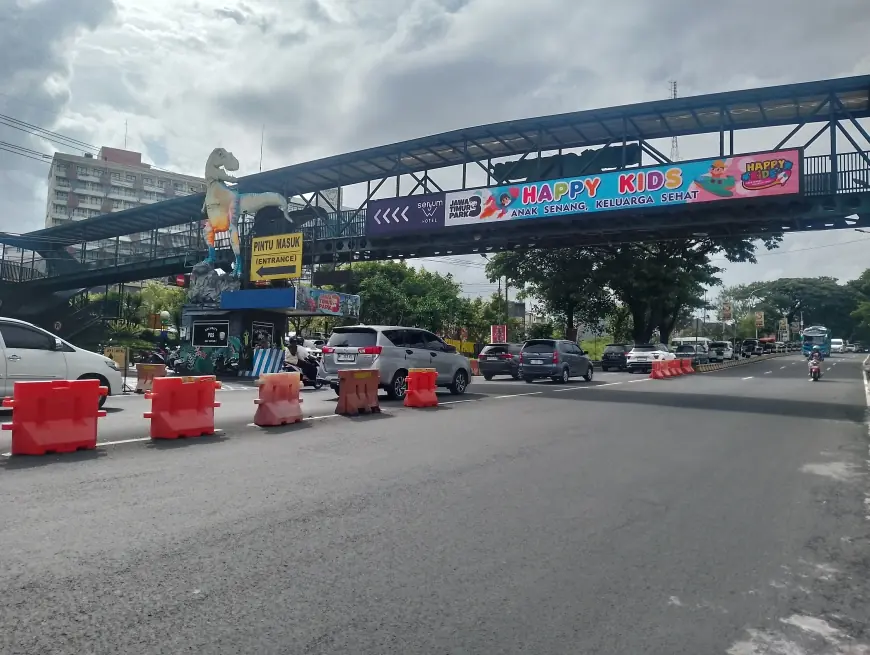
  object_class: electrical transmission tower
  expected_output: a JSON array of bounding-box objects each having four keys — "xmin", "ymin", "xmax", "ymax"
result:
[{"xmin": 669, "ymin": 80, "xmax": 680, "ymax": 162}]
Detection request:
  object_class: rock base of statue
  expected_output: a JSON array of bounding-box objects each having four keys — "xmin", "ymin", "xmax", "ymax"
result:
[{"xmin": 187, "ymin": 261, "xmax": 241, "ymax": 305}]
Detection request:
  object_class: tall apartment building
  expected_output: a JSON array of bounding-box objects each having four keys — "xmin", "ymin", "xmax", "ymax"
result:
[
  {"xmin": 39, "ymin": 146, "xmax": 209, "ymax": 276},
  {"xmin": 45, "ymin": 146, "xmax": 205, "ymax": 229}
]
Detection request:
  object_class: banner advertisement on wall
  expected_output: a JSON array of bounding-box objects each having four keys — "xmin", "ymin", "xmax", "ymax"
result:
[
  {"xmin": 295, "ymin": 286, "xmax": 361, "ymax": 317},
  {"xmin": 364, "ymin": 149, "xmax": 802, "ymax": 236}
]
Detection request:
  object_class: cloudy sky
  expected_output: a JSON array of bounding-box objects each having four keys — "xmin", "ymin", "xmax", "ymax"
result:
[{"xmin": 2, "ymin": 0, "xmax": 870, "ymax": 301}]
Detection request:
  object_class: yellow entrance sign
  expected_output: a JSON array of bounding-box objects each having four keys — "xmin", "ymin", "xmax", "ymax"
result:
[{"xmin": 249, "ymin": 232, "xmax": 303, "ymax": 282}]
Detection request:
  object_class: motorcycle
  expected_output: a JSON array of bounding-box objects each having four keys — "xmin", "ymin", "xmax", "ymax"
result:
[
  {"xmin": 283, "ymin": 356, "xmax": 325, "ymax": 389},
  {"xmin": 809, "ymin": 360, "xmax": 822, "ymax": 381}
]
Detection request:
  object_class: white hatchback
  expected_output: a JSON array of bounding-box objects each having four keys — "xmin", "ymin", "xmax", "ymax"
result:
[{"xmin": 0, "ymin": 317, "xmax": 123, "ymax": 407}]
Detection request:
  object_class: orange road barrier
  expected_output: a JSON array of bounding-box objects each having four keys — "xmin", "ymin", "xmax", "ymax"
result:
[
  {"xmin": 254, "ymin": 371, "xmax": 303, "ymax": 427},
  {"xmin": 680, "ymin": 358, "xmax": 695, "ymax": 374},
  {"xmin": 650, "ymin": 360, "xmax": 665, "ymax": 379},
  {"xmin": 2, "ymin": 379, "xmax": 107, "ymax": 455},
  {"xmin": 144, "ymin": 375, "xmax": 221, "ymax": 439},
  {"xmin": 135, "ymin": 363, "xmax": 167, "ymax": 393},
  {"xmin": 335, "ymin": 369, "xmax": 381, "ymax": 416},
  {"xmin": 669, "ymin": 360, "xmax": 684, "ymax": 376},
  {"xmin": 469, "ymin": 359, "xmax": 481, "ymax": 376},
  {"xmin": 404, "ymin": 368, "xmax": 438, "ymax": 408}
]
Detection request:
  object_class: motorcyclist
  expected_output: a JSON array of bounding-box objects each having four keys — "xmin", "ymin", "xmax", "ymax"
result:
[
  {"xmin": 808, "ymin": 345, "xmax": 823, "ymax": 377},
  {"xmin": 286, "ymin": 336, "xmax": 318, "ymax": 382}
]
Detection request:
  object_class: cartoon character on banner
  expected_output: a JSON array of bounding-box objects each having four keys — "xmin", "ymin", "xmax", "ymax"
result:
[
  {"xmin": 201, "ymin": 148, "xmax": 292, "ymax": 277},
  {"xmin": 480, "ymin": 187, "xmax": 520, "ymax": 219}
]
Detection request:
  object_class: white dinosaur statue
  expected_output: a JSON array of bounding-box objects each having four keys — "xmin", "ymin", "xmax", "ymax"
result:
[{"xmin": 201, "ymin": 147, "xmax": 290, "ymax": 277}]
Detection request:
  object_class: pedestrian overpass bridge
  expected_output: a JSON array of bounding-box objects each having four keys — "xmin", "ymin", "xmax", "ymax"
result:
[{"xmin": 1, "ymin": 75, "xmax": 869, "ymax": 312}]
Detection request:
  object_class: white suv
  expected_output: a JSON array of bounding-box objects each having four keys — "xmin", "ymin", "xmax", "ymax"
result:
[
  {"xmin": 0, "ymin": 317, "xmax": 123, "ymax": 407},
  {"xmin": 708, "ymin": 341, "xmax": 736, "ymax": 362},
  {"xmin": 626, "ymin": 343, "xmax": 675, "ymax": 373}
]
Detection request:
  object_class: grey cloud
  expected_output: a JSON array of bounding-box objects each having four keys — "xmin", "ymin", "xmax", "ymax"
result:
[
  {"xmin": 215, "ymin": 7, "xmax": 247, "ymax": 25},
  {"xmin": 0, "ymin": 0, "xmax": 116, "ymax": 233}
]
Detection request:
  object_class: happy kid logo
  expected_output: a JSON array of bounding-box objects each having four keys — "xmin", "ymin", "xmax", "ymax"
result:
[{"xmin": 741, "ymin": 156, "xmax": 794, "ymax": 191}]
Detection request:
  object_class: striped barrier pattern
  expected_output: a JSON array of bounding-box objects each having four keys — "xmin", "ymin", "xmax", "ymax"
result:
[{"xmin": 241, "ymin": 348, "xmax": 286, "ymax": 378}]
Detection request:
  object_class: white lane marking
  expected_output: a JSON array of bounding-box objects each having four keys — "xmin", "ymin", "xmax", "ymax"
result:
[
  {"xmin": 439, "ymin": 399, "xmax": 478, "ymax": 405},
  {"xmin": 99, "ymin": 437, "xmax": 151, "ymax": 446},
  {"xmin": 492, "ymin": 391, "xmax": 543, "ymax": 399},
  {"xmin": 742, "ymin": 376, "xmax": 754, "ymax": 380},
  {"xmin": 627, "ymin": 378, "xmax": 652, "ymax": 384},
  {"xmin": 780, "ymin": 366, "xmax": 787, "ymax": 370},
  {"xmin": 553, "ymin": 381, "xmax": 623, "ymax": 391},
  {"xmin": 764, "ymin": 371, "xmax": 772, "ymax": 375}
]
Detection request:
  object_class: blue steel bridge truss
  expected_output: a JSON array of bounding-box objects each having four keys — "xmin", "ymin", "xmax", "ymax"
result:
[{"xmin": 1, "ymin": 74, "xmax": 870, "ymax": 295}]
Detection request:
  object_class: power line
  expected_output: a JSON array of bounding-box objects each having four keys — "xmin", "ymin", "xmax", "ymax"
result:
[
  {"xmin": 0, "ymin": 113, "xmax": 97, "ymax": 152},
  {"xmin": 0, "ymin": 142, "xmax": 51, "ymax": 164}
]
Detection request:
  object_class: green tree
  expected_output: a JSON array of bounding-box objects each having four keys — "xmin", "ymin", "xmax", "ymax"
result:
[
  {"xmin": 485, "ymin": 249, "xmax": 613, "ymax": 340},
  {"xmin": 139, "ymin": 281, "xmax": 186, "ymax": 329}
]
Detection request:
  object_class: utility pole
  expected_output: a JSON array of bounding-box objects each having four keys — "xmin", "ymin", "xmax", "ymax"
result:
[
  {"xmin": 669, "ymin": 81, "xmax": 680, "ymax": 162},
  {"xmin": 259, "ymin": 125, "xmax": 265, "ymax": 172}
]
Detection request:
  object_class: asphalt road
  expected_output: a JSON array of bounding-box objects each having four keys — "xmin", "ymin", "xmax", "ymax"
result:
[{"xmin": 1, "ymin": 354, "xmax": 868, "ymax": 654}]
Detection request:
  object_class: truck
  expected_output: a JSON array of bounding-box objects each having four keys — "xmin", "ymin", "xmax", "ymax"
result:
[{"xmin": 801, "ymin": 325, "xmax": 830, "ymax": 358}]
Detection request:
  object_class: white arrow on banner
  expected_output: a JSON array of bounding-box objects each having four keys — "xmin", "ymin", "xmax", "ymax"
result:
[
  {"xmin": 401, "ymin": 207, "xmax": 409, "ymax": 221},
  {"xmin": 391, "ymin": 208, "xmax": 400, "ymax": 223},
  {"xmin": 374, "ymin": 208, "xmax": 382, "ymax": 225}
]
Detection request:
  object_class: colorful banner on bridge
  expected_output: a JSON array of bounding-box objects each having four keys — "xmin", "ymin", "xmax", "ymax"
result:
[{"xmin": 364, "ymin": 149, "xmax": 801, "ymax": 236}]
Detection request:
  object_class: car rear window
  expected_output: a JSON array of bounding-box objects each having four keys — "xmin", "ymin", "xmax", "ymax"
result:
[
  {"xmin": 481, "ymin": 344, "xmax": 508, "ymax": 355},
  {"xmin": 632, "ymin": 345, "xmax": 656, "ymax": 352},
  {"xmin": 327, "ymin": 328, "xmax": 378, "ymax": 348},
  {"xmin": 710, "ymin": 342, "xmax": 728, "ymax": 348},
  {"xmin": 675, "ymin": 345, "xmax": 695, "ymax": 353},
  {"xmin": 523, "ymin": 340, "xmax": 556, "ymax": 353},
  {"xmin": 743, "ymin": 340, "xmax": 757, "ymax": 346},
  {"xmin": 604, "ymin": 344, "xmax": 628, "ymax": 354}
]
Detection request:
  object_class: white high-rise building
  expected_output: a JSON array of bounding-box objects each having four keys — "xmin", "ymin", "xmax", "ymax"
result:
[{"xmin": 45, "ymin": 146, "xmax": 205, "ymax": 228}]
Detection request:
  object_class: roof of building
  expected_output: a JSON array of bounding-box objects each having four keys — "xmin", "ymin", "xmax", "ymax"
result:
[{"xmin": 5, "ymin": 74, "xmax": 870, "ymax": 253}]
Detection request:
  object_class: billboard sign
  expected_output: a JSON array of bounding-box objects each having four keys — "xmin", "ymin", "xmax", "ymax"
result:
[
  {"xmin": 364, "ymin": 150, "xmax": 802, "ymax": 237},
  {"xmin": 366, "ymin": 194, "xmax": 446, "ymax": 236},
  {"xmin": 721, "ymin": 302, "xmax": 732, "ymax": 321},
  {"xmin": 295, "ymin": 286, "xmax": 361, "ymax": 317},
  {"xmin": 490, "ymin": 325, "xmax": 507, "ymax": 343},
  {"xmin": 755, "ymin": 312, "xmax": 765, "ymax": 328}
]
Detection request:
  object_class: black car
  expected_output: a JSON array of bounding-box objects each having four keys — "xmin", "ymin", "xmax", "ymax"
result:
[
  {"xmin": 478, "ymin": 343, "xmax": 522, "ymax": 380},
  {"xmin": 674, "ymin": 344, "xmax": 710, "ymax": 366},
  {"xmin": 600, "ymin": 343, "xmax": 633, "ymax": 371},
  {"xmin": 742, "ymin": 339, "xmax": 760, "ymax": 357}
]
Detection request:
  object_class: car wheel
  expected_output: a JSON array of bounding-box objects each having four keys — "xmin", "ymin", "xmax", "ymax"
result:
[
  {"xmin": 386, "ymin": 370, "xmax": 408, "ymax": 400},
  {"xmin": 78, "ymin": 374, "xmax": 109, "ymax": 408},
  {"xmin": 583, "ymin": 365, "xmax": 593, "ymax": 382},
  {"xmin": 449, "ymin": 369, "xmax": 469, "ymax": 395},
  {"xmin": 483, "ymin": 374, "xmax": 493, "ymax": 381},
  {"xmin": 601, "ymin": 366, "xmax": 609, "ymax": 372},
  {"xmin": 556, "ymin": 367, "xmax": 569, "ymax": 384},
  {"xmin": 511, "ymin": 372, "xmax": 520, "ymax": 380},
  {"xmin": 524, "ymin": 377, "xmax": 534, "ymax": 384}
]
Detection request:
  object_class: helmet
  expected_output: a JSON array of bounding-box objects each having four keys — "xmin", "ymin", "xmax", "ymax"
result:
[{"xmin": 812, "ymin": 345, "xmax": 820, "ymax": 351}]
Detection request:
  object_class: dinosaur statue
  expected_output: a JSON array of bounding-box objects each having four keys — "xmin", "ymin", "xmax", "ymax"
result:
[{"xmin": 201, "ymin": 147, "xmax": 290, "ymax": 277}]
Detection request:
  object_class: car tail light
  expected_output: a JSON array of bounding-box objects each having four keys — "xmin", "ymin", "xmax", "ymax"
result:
[
  {"xmin": 322, "ymin": 346, "xmax": 335, "ymax": 354},
  {"xmin": 552, "ymin": 350, "xmax": 559, "ymax": 363},
  {"xmin": 358, "ymin": 346, "xmax": 382, "ymax": 355},
  {"xmin": 501, "ymin": 353, "xmax": 512, "ymax": 359}
]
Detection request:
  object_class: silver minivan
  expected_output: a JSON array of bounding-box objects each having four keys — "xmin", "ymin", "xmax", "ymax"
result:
[{"xmin": 320, "ymin": 325, "xmax": 473, "ymax": 400}]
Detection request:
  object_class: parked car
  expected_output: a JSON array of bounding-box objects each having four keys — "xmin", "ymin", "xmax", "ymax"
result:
[
  {"xmin": 741, "ymin": 339, "xmax": 760, "ymax": 357},
  {"xmin": 674, "ymin": 344, "xmax": 711, "ymax": 367},
  {"xmin": 478, "ymin": 342, "xmax": 522, "ymax": 380},
  {"xmin": 0, "ymin": 317, "xmax": 123, "ymax": 408},
  {"xmin": 625, "ymin": 343, "xmax": 675, "ymax": 373},
  {"xmin": 708, "ymin": 340, "xmax": 736, "ymax": 362},
  {"xmin": 845, "ymin": 343, "xmax": 856, "ymax": 353},
  {"xmin": 519, "ymin": 339, "xmax": 593, "ymax": 383},
  {"xmin": 762, "ymin": 342, "xmax": 776, "ymax": 354},
  {"xmin": 600, "ymin": 343, "xmax": 633, "ymax": 371},
  {"xmin": 319, "ymin": 325, "xmax": 472, "ymax": 400}
]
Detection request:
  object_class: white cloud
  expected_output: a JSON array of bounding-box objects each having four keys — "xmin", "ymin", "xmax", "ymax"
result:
[{"xmin": 1, "ymin": 0, "xmax": 869, "ymax": 296}]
